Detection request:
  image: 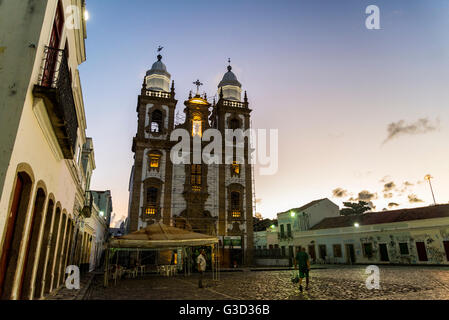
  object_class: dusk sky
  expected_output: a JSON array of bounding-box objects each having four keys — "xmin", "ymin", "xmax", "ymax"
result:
[{"xmin": 79, "ymin": 0, "xmax": 449, "ymax": 227}]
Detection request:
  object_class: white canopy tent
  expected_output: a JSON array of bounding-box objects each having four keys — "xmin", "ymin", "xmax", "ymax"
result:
[{"xmin": 104, "ymin": 222, "xmax": 219, "ymax": 286}]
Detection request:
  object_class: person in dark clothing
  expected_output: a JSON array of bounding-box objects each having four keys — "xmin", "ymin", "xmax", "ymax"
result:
[{"xmin": 294, "ymin": 247, "xmax": 310, "ymax": 292}]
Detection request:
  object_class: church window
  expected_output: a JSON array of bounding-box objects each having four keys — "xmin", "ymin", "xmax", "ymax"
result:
[
  {"xmin": 231, "ymin": 161, "xmax": 240, "ymax": 176},
  {"xmin": 149, "ymin": 153, "xmax": 161, "ymax": 169},
  {"xmin": 151, "ymin": 110, "xmax": 163, "ymax": 133},
  {"xmin": 230, "ymin": 118, "xmax": 240, "ymax": 130},
  {"xmin": 231, "ymin": 191, "xmax": 241, "ymax": 218},
  {"xmin": 146, "ymin": 187, "xmax": 158, "ymax": 215},
  {"xmin": 191, "ymin": 164, "xmax": 201, "ymax": 191},
  {"xmin": 192, "ymin": 115, "xmax": 202, "ymax": 137}
]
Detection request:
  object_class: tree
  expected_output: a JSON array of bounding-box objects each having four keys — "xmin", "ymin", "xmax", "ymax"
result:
[
  {"xmin": 253, "ymin": 217, "xmax": 278, "ymax": 232},
  {"xmin": 340, "ymin": 201, "xmax": 371, "ymax": 216}
]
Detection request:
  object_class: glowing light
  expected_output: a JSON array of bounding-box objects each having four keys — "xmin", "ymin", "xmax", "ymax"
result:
[
  {"xmin": 270, "ymin": 225, "xmax": 275, "ymax": 229},
  {"xmin": 84, "ymin": 10, "xmax": 89, "ymax": 21},
  {"xmin": 99, "ymin": 211, "xmax": 104, "ymax": 217},
  {"xmin": 424, "ymin": 174, "xmax": 432, "ymax": 181},
  {"xmin": 354, "ymin": 222, "xmax": 360, "ymax": 228},
  {"xmin": 290, "ymin": 211, "xmax": 295, "ymax": 217},
  {"xmin": 189, "ymin": 98, "xmax": 208, "ymax": 105}
]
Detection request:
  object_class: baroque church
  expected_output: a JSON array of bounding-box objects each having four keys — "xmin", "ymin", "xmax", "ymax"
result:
[{"xmin": 128, "ymin": 52, "xmax": 255, "ymax": 265}]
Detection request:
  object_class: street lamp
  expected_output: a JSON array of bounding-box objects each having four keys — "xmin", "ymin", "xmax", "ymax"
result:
[
  {"xmin": 354, "ymin": 222, "xmax": 360, "ymax": 228},
  {"xmin": 290, "ymin": 211, "xmax": 295, "ymax": 218},
  {"xmin": 424, "ymin": 174, "xmax": 437, "ymax": 205}
]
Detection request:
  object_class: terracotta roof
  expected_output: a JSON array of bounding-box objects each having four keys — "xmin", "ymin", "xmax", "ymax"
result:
[
  {"xmin": 279, "ymin": 198, "xmax": 328, "ymax": 215},
  {"xmin": 310, "ymin": 204, "xmax": 449, "ymax": 230}
]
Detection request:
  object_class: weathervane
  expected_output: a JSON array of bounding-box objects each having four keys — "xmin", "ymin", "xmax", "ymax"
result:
[
  {"xmin": 193, "ymin": 79, "xmax": 203, "ymax": 95},
  {"xmin": 156, "ymin": 46, "xmax": 164, "ymax": 61}
]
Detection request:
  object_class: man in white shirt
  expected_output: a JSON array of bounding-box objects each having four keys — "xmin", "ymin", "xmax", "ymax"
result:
[{"xmin": 197, "ymin": 249, "xmax": 207, "ymax": 288}]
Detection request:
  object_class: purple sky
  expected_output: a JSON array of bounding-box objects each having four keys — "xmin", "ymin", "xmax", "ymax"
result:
[{"xmin": 79, "ymin": 0, "xmax": 449, "ymax": 226}]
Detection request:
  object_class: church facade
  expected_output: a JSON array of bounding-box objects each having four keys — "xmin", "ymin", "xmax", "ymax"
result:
[{"xmin": 127, "ymin": 53, "xmax": 254, "ymax": 266}]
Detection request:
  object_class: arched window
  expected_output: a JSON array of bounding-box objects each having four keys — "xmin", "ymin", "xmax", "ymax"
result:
[
  {"xmin": 230, "ymin": 118, "xmax": 240, "ymax": 130},
  {"xmin": 151, "ymin": 110, "xmax": 163, "ymax": 133},
  {"xmin": 231, "ymin": 191, "xmax": 241, "ymax": 218},
  {"xmin": 146, "ymin": 187, "xmax": 158, "ymax": 215}
]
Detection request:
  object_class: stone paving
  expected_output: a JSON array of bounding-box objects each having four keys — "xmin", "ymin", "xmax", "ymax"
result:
[{"xmin": 83, "ymin": 265, "xmax": 449, "ymax": 300}]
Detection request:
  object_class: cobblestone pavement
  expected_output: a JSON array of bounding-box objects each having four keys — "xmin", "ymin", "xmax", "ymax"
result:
[
  {"xmin": 46, "ymin": 273, "xmax": 95, "ymax": 300},
  {"xmin": 86, "ymin": 265, "xmax": 449, "ymax": 300}
]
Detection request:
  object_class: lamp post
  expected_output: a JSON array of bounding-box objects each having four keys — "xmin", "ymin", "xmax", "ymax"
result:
[{"xmin": 424, "ymin": 174, "xmax": 437, "ymax": 205}]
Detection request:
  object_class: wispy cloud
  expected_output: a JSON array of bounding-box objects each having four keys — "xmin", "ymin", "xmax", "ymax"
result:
[{"xmin": 383, "ymin": 118, "xmax": 440, "ymax": 144}]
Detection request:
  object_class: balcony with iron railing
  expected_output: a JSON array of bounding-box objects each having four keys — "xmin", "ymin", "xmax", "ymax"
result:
[
  {"xmin": 33, "ymin": 46, "xmax": 79, "ymax": 159},
  {"xmin": 81, "ymin": 190, "xmax": 93, "ymax": 218}
]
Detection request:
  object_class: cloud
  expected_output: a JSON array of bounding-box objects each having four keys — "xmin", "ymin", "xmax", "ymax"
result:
[
  {"xmin": 388, "ymin": 202, "xmax": 400, "ymax": 208},
  {"xmin": 408, "ymin": 194, "xmax": 424, "ymax": 203},
  {"xmin": 357, "ymin": 190, "xmax": 378, "ymax": 201},
  {"xmin": 380, "ymin": 175, "xmax": 391, "ymax": 183},
  {"xmin": 332, "ymin": 188, "xmax": 348, "ymax": 198},
  {"xmin": 383, "ymin": 118, "xmax": 440, "ymax": 144},
  {"xmin": 383, "ymin": 181, "xmax": 396, "ymax": 192},
  {"xmin": 404, "ymin": 181, "xmax": 414, "ymax": 187}
]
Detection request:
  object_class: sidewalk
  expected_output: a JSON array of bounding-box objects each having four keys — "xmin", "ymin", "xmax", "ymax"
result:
[{"xmin": 45, "ymin": 272, "xmax": 96, "ymax": 300}]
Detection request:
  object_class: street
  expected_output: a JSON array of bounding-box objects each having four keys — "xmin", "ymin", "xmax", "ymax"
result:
[{"xmin": 85, "ymin": 265, "xmax": 449, "ymax": 300}]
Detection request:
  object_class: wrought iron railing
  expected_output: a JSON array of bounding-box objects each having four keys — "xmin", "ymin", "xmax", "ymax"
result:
[
  {"xmin": 34, "ymin": 46, "xmax": 79, "ymax": 159},
  {"xmin": 81, "ymin": 191, "xmax": 93, "ymax": 218}
]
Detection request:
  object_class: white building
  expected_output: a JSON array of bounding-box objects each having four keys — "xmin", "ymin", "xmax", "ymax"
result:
[
  {"xmin": 0, "ymin": 0, "xmax": 94, "ymax": 300},
  {"xmin": 296, "ymin": 204, "xmax": 449, "ymax": 265}
]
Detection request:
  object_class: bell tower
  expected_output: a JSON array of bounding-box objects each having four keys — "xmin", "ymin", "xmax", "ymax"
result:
[
  {"xmin": 213, "ymin": 60, "xmax": 254, "ymax": 265},
  {"xmin": 128, "ymin": 51, "xmax": 178, "ymax": 231}
]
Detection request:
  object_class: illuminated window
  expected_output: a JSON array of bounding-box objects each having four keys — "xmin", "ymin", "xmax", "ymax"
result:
[
  {"xmin": 231, "ymin": 191, "xmax": 241, "ymax": 218},
  {"xmin": 149, "ymin": 154, "xmax": 161, "ymax": 169},
  {"xmin": 146, "ymin": 207, "xmax": 156, "ymax": 215},
  {"xmin": 192, "ymin": 115, "xmax": 202, "ymax": 137},
  {"xmin": 232, "ymin": 161, "xmax": 240, "ymax": 175},
  {"xmin": 146, "ymin": 187, "xmax": 158, "ymax": 215},
  {"xmin": 191, "ymin": 164, "xmax": 201, "ymax": 190}
]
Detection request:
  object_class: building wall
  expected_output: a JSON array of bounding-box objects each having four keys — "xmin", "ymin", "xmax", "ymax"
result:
[
  {"xmin": 292, "ymin": 217, "xmax": 449, "ymax": 265},
  {"xmin": 0, "ymin": 0, "xmax": 90, "ymax": 300},
  {"xmin": 0, "ymin": 0, "xmax": 48, "ymax": 198}
]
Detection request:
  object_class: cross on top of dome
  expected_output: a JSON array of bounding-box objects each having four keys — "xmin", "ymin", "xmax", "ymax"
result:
[{"xmin": 193, "ymin": 79, "xmax": 203, "ymax": 94}]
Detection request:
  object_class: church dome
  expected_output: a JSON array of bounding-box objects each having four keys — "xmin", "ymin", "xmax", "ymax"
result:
[
  {"xmin": 146, "ymin": 54, "xmax": 171, "ymax": 92},
  {"xmin": 146, "ymin": 54, "xmax": 170, "ymax": 78},
  {"xmin": 218, "ymin": 64, "xmax": 242, "ymax": 101},
  {"xmin": 218, "ymin": 65, "xmax": 241, "ymax": 88}
]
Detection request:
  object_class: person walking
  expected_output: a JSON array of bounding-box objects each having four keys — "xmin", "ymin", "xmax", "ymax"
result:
[
  {"xmin": 197, "ymin": 249, "xmax": 207, "ymax": 288},
  {"xmin": 294, "ymin": 247, "xmax": 310, "ymax": 292}
]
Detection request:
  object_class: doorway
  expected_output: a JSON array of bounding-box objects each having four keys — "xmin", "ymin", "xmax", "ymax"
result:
[
  {"xmin": 416, "ymin": 242, "xmax": 428, "ymax": 262},
  {"xmin": 0, "ymin": 172, "xmax": 33, "ymax": 299},
  {"xmin": 379, "ymin": 244, "xmax": 389, "ymax": 262},
  {"xmin": 345, "ymin": 244, "xmax": 356, "ymax": 264},
  {"xmin": 444, "ymin": 241, "xmax": 449, "ymax": 262},
  {"xmin": 308, "ymin": 245, "xmax": 316, "ymax": 263}
]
